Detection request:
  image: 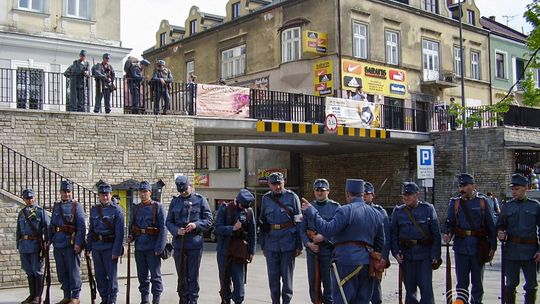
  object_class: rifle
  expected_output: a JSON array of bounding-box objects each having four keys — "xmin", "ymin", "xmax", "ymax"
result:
[
  {"xmin": 445, "ymin": 243, "xmax": 452, "ymax": 304},
  {"xmin": 85, "ymin": 250, "xmax": 97, "ymax": 304},
  {"xmin": 500, "ymin": 240, "xmax": 505, "ymax": 304},
  {"xmin": 398, "ymin": 261, "xmax": 403, "ymax": 304},
  {"xmin": 126, "ymin": 240, "xmax": 131, "ymax": 304},
  {"xmin": 178, "ymin": 202, "xmax": 192, "ymax": 304},
  {"xmin": 307, "ymin": 229, "xmax": 322, "ymax": 304},
  {"xmin": 43, "ymin": 242, "xmax": 51, "ymax": 304}
]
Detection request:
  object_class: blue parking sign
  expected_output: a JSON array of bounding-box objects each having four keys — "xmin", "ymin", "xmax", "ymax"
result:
[
  {"xmin": 420, "ymin": 149, "xmax": 432, "ymax": 166},
  {"xmin": 417, "ymin": 145, "xmax": 434, "ymax": 179}
]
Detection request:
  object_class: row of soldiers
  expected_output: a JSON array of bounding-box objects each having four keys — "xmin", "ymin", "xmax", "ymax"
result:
[
  {"xmin": 63, "ymin": 50, "xmax": 174, "ymax": 115},
  {"xmin": 16, "ymin": 172, "xmax": 539, "ymax": 304}
]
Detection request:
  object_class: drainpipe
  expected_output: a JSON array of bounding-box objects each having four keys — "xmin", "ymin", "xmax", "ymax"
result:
[
  {"xmin": 337, "ymin": 0, "xmax": 343, "ymax": 97},
  {"xmin": 488, "ymin": 32, "xmax": 493, "ymax": 105},
  {"xmin": 243, "ymin": 147, "xmax": 248, "ymax": 189}
]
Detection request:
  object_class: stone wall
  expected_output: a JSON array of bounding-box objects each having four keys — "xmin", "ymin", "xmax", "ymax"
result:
[{"xmin": 0, "ymin": 190, "xmax": 25, "ymax": 286}]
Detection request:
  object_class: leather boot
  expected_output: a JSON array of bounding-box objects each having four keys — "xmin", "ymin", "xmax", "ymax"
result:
[
  {"xmin": 30, "ymin": 276, "xmax": 44, "ymax": 304},
  {"xmin": 524, "ymin": 290, "xmax": 537, "ymax": 304},
  {"xmin": 67, "ymin": 299, "xmax": 80, "ymax": 304},
  {"xmin": 21, "ymin": 276, "xmax": 35, "ymax": 304},
  {"xmin": 504, "ymin": 287, "xmax": 516, "ymax": 304}
]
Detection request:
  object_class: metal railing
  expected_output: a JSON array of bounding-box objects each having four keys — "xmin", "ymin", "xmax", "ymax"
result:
[
  {"xmin": 249, "ymin": 89, "xmax": 325, "ymax": 123},
  {"xmin": 0, "ymin": 143, "xmax": 98, "ymax": 212}
]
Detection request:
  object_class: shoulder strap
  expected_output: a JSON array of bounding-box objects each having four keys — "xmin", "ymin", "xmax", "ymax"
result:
[
  {"xmin": 152, "ymin": 202, "xmax": 158, "ymax": 226},
  {"xmin": 268, "ymin": 194, "xmax": 294, "ymax": 217},
  {"xmin": 459, "ymin": 199, "xmax": 480, "ymax": 230},
  {"xmin": 97, "ymin": 205, "xmax": 114, "ymax": 231},
  {"xmin": 403, "ymin": 207, "xmax": 427, "ymax": 239},
  {"xmin": 22, "ymin": 207, "xmax": 40, "ymax": 237}
]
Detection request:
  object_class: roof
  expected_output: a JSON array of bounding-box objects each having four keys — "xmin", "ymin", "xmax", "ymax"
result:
[
  {"xmin": 200, "ymin": 12, "xmax": 225, "ymax": 22},
  {"xmin": 171, "ymin": 25, "xmax": 185, "ymax": 33},
  {"xmin": 480, "ymin": 16, "xmax": 528, "ymax": 43}
]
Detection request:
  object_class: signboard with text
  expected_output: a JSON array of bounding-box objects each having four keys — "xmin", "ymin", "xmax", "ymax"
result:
[
  {"xmin": 417, "ymin": 145, "xmax": 434, "ymax": 179},
  {"xmin": 303, "ymin": 31, "xmax": 328, "ymax": 54},
  {"xmin": 313, "ymin": 60, "xmax": 333, "ymax": 96}
]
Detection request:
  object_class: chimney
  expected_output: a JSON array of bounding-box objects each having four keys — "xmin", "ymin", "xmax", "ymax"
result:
[{"xmin": 489, "ymin": 16, "xmax": 496, "ymax": 21}]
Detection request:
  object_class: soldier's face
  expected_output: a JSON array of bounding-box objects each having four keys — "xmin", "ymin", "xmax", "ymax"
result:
[
  {"xmin": 23, "ymin": 197, "xmax": 35, "ymax": 206},
  {"xmin": 364, "ymin": 193, "xmax": 374, "ymax": 203},
  {"xmin": 314, "ymin": 188, "xmax": 329, "ymax": 201},
  {"xmin": 459, "ymin": 184, "xmax": 474, "ymax": 197},
  {"xmin": 180, "ymin": 186, "xmax": 192, "ymax": 198},
  {"xmin": 139, "ymin": 189, "xmax": 151, "ymax": 202},
  {"xmin": 402, "ymin": 193, "xmax": 419, "ymax": 206},
  {"xmin": 511, "ymin": 185, "xmax": 527, "ymax": 200},
  {"xmin": 60, "ymin": 190, "xmax": 72, "ymax": 201},
  {"xmin": 99, "ymin": 192, "xmax": 111, "ymax": 204},
  {"xmin": 269, "ymin": 182, "xmax": 283, "ymax": 194}
]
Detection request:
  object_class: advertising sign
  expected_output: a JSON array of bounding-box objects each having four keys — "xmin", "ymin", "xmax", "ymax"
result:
[
  {"xmin": 325, "ymin": 97, "xmax": 381, "ymax": 128},
  {"xmin": 303, "ymin": 31, "xmax": 328, "ymax": 54},
  {"xmin": 194, "ymin": 172, "xmax": 209, "ymax": 187},
  {"xmin": 257, "ymin": 168, "xmax": 288, "ymax": 184},
  {"xmin": 313, "ymin": 60, "xmax": 333, "ymax": 96},
  {"xmin": 196, "ymin": 84, "xmax": 250, "ymax": 118}
]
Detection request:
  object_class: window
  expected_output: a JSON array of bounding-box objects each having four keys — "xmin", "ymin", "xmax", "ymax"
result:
[
  {"xmin": 421, "ymin": 0, "xmax": 438, "ymax": 14},
  {"xmin": 471, "ymin": 50, "xmax": 480, "ymax": 80},
  {"xmin": 221, "ymin": 45, "xmax": 246, "ymax": 79},
  {"xmin": 281, "ymin": 27, "xmax": 301, "ymax": 63},
  {"xmin": 352, "ymin": 22, "xmax": 368, "ymax": 59},
  {"xmin": 232, "ymin": 2, "xmax": 241, "ymax": 19},
  {"xmin": 16, "ymin": 68, "xmax": 43, "ymax": 109},
  {"xmin": 195, "ymin": 145, "xmax": 208, "ymax": 169},
  {"xmin": 537, "ymin": 69, "xmax": 540, "ymax": 88},
  {"xmin": 453, "ymin": 46, "xmax": 462, "ymax": 77},
  {"xmin": 186, "ymin": 61, "xmax": 194, "ymax": 81},
  {"xmin": 385, "ymin": 30, "xmax": 399, "ymax": 65},
  {"xmin": 467, "ymin": 10, "xmax": 475, "ymax": 25},
  {"xmin": 217, "ymin": 146, "xmax": 239, "ymax": 169},
  {"xmin": 18, "ymin": 0, "xmax": 44, "ymax": 12},
  {"xmin": 160, "ymin": 33, "xmax": 166, "ymax": 47},
  {"xmin": 190, "ymin": 19, "xmax": 197, "ymax": 35},
  {"xmin": 422, "ymin": 39, "xmax": 440, "ymax": 81},
  {"xmin": 495, "ymin": 52, "xmax": 506, "ymax": 79},
  {"xmin": 66, "ymin": 0, "xmax": 90, "ymax": 19}
]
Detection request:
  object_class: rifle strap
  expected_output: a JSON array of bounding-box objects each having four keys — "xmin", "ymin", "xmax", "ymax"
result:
[
  {"xmin": 268, "ymin": 194, "xmax": 294, "ymax": 217},
  {"xmin": 97, "ymin": 204, "xmax": 114, "ymax": 231},
  {"xmin": 455, "ymin": 198, "xmax": 486, "ymax": 230},
  {"xmin": 133, "ymin": 202, "xmax": 158, "ymax": 229},
  {"xmin": 22, "ymin": 207, "xmax": 41, "ymax": 237},
  {"xmin": 403, "ymin": 207, "xmax": 428, "ymax": 240}
]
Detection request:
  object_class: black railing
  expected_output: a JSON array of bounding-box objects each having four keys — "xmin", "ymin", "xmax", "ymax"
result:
[
  {"xmin": 504, "ymin": 105, "xmax": 540, "ymax": 129},
  {"xmin": 250, "ymin": 89, "xmax": 325, "ymax": 123},
  {"xmin": 0, "ymin": 143, "xmax": 98, "ymax": 212}
]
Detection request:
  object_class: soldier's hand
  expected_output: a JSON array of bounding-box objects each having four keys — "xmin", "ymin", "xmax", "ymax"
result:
[
  {"xmin": 396, "ymin": 253, "xmax": 404, "ymax": 264},
  {"xmin": 74, "ymin": 244, "xmax": 82, "ymax": 254},
  {"xmin": 307, "ymin": 242, "xmax": 319, "ymax": 253},
  {"xmin": 534, "ymin": 252, "xmax": 540, "ymax": 262},
  {"xmin": 85, "ymin": 250, "xmax": 91, "ymax": 257},
  {"xmin": 442, "ymin": 234, "xmax": 452, "ymax": 243},
  {"xmin": 295, "ymin": 249, "xmax": 302, "ymax": 257},
  {"xmin": 301, "ymin": 198, "xmax": 311, "ymax": 211},
  {"xmin": 312, "ymin": 233, "xmax": 325, "ymax": 243},
  {"xmin": 497, "ymin": 230, "xmax": 507, "ymax": 241},
  {"xmin": 185, "ymin": 222, "xmax": 196, "ymax": 233},
  {"xmin": 233, "ymin": 221, "xmax": 242, "ymax": 231},
  {"xmin": 178, "ymin": 228, "xmax": 186, "ymax": 236},
  {"xmin": 127, "ymin": 235, "xmax": 134, "ymax": 243},
  {"xmin": 248, "ymin": 254, "xmax": 253, "ymax": 263}
]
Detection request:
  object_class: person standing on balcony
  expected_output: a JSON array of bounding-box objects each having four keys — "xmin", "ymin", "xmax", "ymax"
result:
[
  {"xmin": 259, "ymin": 172, "xmax": 303, "ymax": 304},
  {"xmin": 350, "ymin": 86, "xmax": 367, "ymax": 101},
  {"xmin": 127, "ymin": 59, "xmax": 150, "ymax": 114},
  {"xmin": 17, "ymin": 188, "xmax": 50, "ymax": 304},
  {"xmin": 151, "ymin": 60, "xmax": 173, "ymax": 115},
  {"xmin": 92, "ymin": 53, "xmax": 116, "ymax": 114},
  {"xmin": 50, "ymin": 180, "xmax": 86, "ymax": 304},
  {"xmin": 187, "ymin": 74, "xmax": 197, "ymax": 110},
  {"xmin": 64, "ymin": 50, "xmax": 90, "ymax": 112}
]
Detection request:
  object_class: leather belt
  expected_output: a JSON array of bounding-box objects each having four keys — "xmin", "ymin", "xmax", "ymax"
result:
[
  {"xmin": 132, "ymin": 226, "xmax": 160, "ymax": 236},
  {"xmin": 455, "ymin": 227, "xmax": 487, "ymax": 238},
  {"xmin": 53, "ymin": 225, "xmax": 77, "ymax": 234},
  {"xmin": 20, "ymin": 235, "xmax": 42, "ymax": 241},
  {"xmin": 270, "ymin": 221, "xmax": 295, "ymax": 230},
  {"xmin": 508, "ymin": 236, "xmax": 538, "ymax": 244},
  {"xmin": 92, "ymin": 234, "xmax": 115, "ymax": 242},
  {"xmin": 399, "ymin": 238, "xmax": 433, "ymax": 247},
  {"xmin": 334, "ymin": 241, "xmax": 372, "ymax": 248}
]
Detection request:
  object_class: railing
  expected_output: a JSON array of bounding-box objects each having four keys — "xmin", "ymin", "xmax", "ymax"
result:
[
  {"xmin": 250, "ymin": 89, "xmax": 325, "ymax": 123},
  {"xmin": 0, "ymin": 143, "xmax": 98, "ymax": 212}
]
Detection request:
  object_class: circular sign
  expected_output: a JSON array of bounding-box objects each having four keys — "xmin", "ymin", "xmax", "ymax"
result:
[{"xmin": 325, "ymin": 114, "xmax": 338, "ymax": 132}]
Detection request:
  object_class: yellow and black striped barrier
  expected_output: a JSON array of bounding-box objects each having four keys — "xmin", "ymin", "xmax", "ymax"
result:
[{"xmin": 255, "ymin": 121, "xmax": 389, "ymax": 139}]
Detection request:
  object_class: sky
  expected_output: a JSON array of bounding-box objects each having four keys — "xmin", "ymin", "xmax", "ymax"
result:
[{"xmin": 120, "ymin": 0, "xmax": 535, "ymax": 59}]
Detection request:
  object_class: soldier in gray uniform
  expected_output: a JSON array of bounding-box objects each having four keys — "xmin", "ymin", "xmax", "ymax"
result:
[
  {"xmin": 17, "ymin": 189, "xmax": 50, "ymax": 304},
  {"xmin": 64, "ymin": 50, "xmax": 90, "ymax": 112},
  {"xmin": 92, "ymin": 53, "xmax": 116, "ymax": 114},
  {"xmin": 127, "ymin": 59, "xmax": 150, "ymax": 114},
  {"xmin": 497, "ymin": 173, "xmax": 540, "ymax": 304},
  {"xmin": 150, "ymin": 60, "xmax": 173, "ymax": 115}
]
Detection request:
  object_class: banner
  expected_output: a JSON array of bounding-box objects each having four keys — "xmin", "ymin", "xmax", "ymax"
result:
[
  {"xmin": 194, "ymin": 172, "xmax": 209, "ymax": 187},
  {"xmin": 196, "ymin": 84, "xmax": 250, "ymax": 118},
  {"xmin": 303, "ymin": 31, "xmax": 328, "ymax": 54},
  {"xmin": 325, "ymin": 97, "xmax": 381, "ymax": 128},
  {"xmin": 341, "ymin": 59, "xmax": 409, "ymax": 99},
  {"xmin": 313, "ymin": 60, "xmax": 333, "ymax": 96}
]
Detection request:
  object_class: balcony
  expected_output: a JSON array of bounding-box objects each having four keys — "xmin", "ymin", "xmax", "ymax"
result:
[{"xmin": 421, "ymin": 71, "xmax": 459, "ymax": 89}]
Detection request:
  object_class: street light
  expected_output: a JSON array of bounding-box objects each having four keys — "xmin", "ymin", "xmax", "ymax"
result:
[{"xmin": 458, "ymin": 0, "xmax": 467, "ymax": 173}]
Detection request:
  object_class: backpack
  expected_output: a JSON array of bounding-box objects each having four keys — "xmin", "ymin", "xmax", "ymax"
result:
[{"xmin": 123, "ymin": 56, "xmax": 139, "ymax": 76}]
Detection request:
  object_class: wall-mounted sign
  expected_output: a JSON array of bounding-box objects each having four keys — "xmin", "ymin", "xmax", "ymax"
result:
[
  {"xmin": 313, "ymin": 60, "xmax": 333, "ymax": 96},
  {"xmin": 194, "ymin": 172, "xmax": 209, "ymax": 187},
  {"xmin": 303, "ymin": 31, "xmax": 328, "ymax": 54},
  {"xmin": 257, "ymin": 168, "xmax": 288, "ymax": 184}
]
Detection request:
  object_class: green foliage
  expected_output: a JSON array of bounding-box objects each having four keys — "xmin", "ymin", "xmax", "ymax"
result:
[
  {"xmin": 521, "ymin": 72, "xmax": 540, "ymax": 106},
  {"xmin": 524, "ymin": 2, "xmax": 540, "ymax": 57},
  {"xmin": 448, "ymin": 98, "xmax": 512, "ymax": 128}
]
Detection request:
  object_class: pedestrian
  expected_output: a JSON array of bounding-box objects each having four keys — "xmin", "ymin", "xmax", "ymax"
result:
[
  {"xmin": 86, "ymin": 183, "xmax": 125, "ymax": 304},
  {"xmin": 92, "ymin": 53, "xmax": 116, "ymax": 114},
  {"xmin": 215, "ymin": 189, "xmax": 257, "ymax": 304},
  {"xmin": 64, "ymin": 50, "xmax": 90, "ymax": 112},
  {"xmin": 128, "ymin": 181, "xmax": 167, "ymax": 304},
  {"xmin": 363, "ymin": 181, "xmax": 391, "ymax": 304},
  {"xmin": 187, "ymin": 74, "xmax": 197, "ymax": 106},
  {"xmin": 151, "ymin": 60, "xmax": 173, "ymax": 115},
  {"xmin": 486, "ymin": 191, "xmax": 501, "ymax": 217},
  {"xmin": 127, "ymin": 58, "xmax": 150, "ymax": 114},
  {"xmin": 50, "ymin": 180, "xmax": 86, "ymax": 304},
  {"xmin": 166, "ymin": 175, "xmax": 213, "ymax": 304},
  {"xmin": 299, "ymin": 178, "xmax": 339, "ymax": 304},
  {"xmin": 301, "ymin": 179, "xmax": 384, "ymax": 303},
  {"xmin": 497, "ymin": 173, "xmax": 540, "ymax": 304},
  {"xmin": 443, "ymin": 173, "xmax": 497, "ymax": 304},
  {"xmin": 391, "ymin": 182, "xmax": 441, "ymax": 304},
  {"xmin": 259, "ymin": 172, "xmax": 303, "ymax": 304},
  {"xmin": 350, "ymin": 86, "xmax": 367, "ymax": 101},
  {"xmin": 17, "ymin": 188, "xmax": 50, "ymax": 304}
]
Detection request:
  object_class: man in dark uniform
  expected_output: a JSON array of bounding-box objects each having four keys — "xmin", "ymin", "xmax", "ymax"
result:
[
  {"xmin": 391, "ymin": 182, "xmax": 441, "ymax": 304},
  {"xmin": 299, "ymin": 178, "xmax": 339, "ymax": 304},
  {"xmin": 497, "ymin": 173, "xmax": 540, "ymax": 304},
  {"xmin": 64, "ymin": 50, "xmax": 90, "ymax": 112},
  {"xmin": 443, "ymin": 173, "xmax": 497, "ymax": 304},
  {"xmin": 17, "ymin": 188, "xmax": 50, "ymax": 304},
  {"xmin": 92, "ymin": 53, "xmax": 116, "ymax": 114},
  {"xmin": 214, "ymin": 189, "xmax": 257, "ymax": 304},
  {"xmin": 364, "ymin": 181, "xmax": 390, "ymax": 304},
  {"xmin": 128, "ymin": 181, "xmax": 167, "ymax": 304},
  {"xmin": 50, "ymin": 180, "xmax": 86, "ymax": 304},
  {"xmin": 87, "ymin": 183, "xmax": 124, "ymax": 304},
  {"xmin": 259, "ymin": 172, "xmax": 303, "ymax": 304},
  {"xmin": 151, "ymin": 60, "xmax": 173, "ymax": 115},
  {"xmin": 301, "ymin": 179, "xmax": 384, "ymax": 303},
  {"xmin": 166, "ymin": 175, "xmax": 213, "ymax": 304},
  {"xmin": 127, "ymin": 59, "xmax": 150, "ymax": 114}
]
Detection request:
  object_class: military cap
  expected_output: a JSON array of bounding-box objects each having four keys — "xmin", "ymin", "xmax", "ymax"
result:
[
  {"xmin": 402, "ymin": 182, "xmax": 420, "ymax": 194},
  {"xmin": 139, "ymin": 181, "xmax": 152, "ymax": 191},
  {"xmin": 60, "ymin": 180, "xmax": 73, "ymax": 192},
  {"xmin": 79, "ymin": 49, "xmax": 87, "ymax": 57},
  {"xmin": 457, "ymin": 173, "xmax": 475, "ymax": 186},
  {"xmin": 98, "ymin": 183, "xmax": 112, "ymax": 193},
  {"xmin": 510, "ymin": 173, "xmax": 528, "ymax": 187},
  {"xmin": 268, "ymin": 172, "xmax": 284, "ymax": 184},
  {"xmin": 364, "ymin": 182, "xmax": 375, "ymax": 194},
  {"xmin": 345, "ymin": 179, "xmax": 364, "ymax": 194},
  {"xmin": 175, "ymin": 175, "xmax": 190, "ymax": 192},
  {"xmin": 313, "ymin": 178, "xmax": 329, "ymax": 190},
  {"xmin": 140, "ymin": 59, "xmax": 150, "ymax": 66},
  {"xmin": 102, "ymin": 53, "xmax": 110, "ymax": 59},
  {"xmin": 157, "ymin": 60, "xmax": 165, "ymax": 66},
  {"xmin": 22, "ymin": 188, "xmax": 35, "ymax": 199},
  {"xmin": 236, "ymin": 189, "xmax": 255, "ymax": 208}
]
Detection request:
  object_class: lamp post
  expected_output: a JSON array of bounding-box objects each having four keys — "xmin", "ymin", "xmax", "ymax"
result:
[{"xmin": 458, "ymin": 0, "xmax": 468, "ymax": 173}]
